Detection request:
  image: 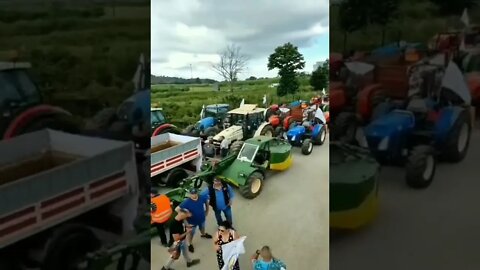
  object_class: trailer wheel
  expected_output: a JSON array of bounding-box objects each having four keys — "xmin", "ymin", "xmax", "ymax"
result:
[
  {"xmin": 441, "ymin": 109, "xmax": 471, "ymax": 162},
  {"xmin": 165, "ymin": 168, "xmax": 189, "ymax": 187},
  {"xmin": 43, "ymin": 224, "xmax": 100, "ymax": 270},
  {"xmin": 405, "ymin": 145, "xmax": 436, "ymax": 189},
  {"xmin": 301, "ymin": 139, "xmax": 313, "ymax": 155},
  {"xmin": 239, "ymin": 171, "xmax": 264, "ymax": 199}
]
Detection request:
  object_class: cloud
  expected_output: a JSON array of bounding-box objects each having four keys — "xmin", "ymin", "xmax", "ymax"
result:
[{"xmin": 152, "ymin": 0, "xmax": 329, "ymax": 79}]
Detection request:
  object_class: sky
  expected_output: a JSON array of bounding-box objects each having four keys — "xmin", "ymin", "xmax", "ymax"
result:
[{"xmin": 151, "ymin": 0, "xmax": 329, "ymax": 80}]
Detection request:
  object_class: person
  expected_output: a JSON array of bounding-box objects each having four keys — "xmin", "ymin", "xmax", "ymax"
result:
[
  {"xmin": 213, "ymin": 220, "xmax": 241, "ymax": 270},
  {"xmin": 201, "ymin": 177, "xmax": 235, "ymax": 225},
  {"xmin": 151, "ymin": 194, "xmax": 174, "ymax": 247},
  {"xmin": 175, "ymin": 188, "xmax": 212, "ymax": 253},
  {"xmin": 219, "ymin": 136, "xmax": 230, "ymax": 158},
  {"xmin": 161, "ymin": 208, "xmax": 200, "ymax": 270},
  {"xmin": 251, "ymin": 246, "xmax": 286, "ymax": 270},
  {"xmin": 203, "ymin": 136, "xmax": 215, "ymax": 158}
]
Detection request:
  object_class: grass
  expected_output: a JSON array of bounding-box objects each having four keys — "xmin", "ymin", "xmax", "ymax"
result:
[
  {"xmin": 151, "ymin": 76, "xmax": 320, "ymax": 128},
  {"xmin": 0, "ymin": 3, "xmax": 149, "ymax": 118}
]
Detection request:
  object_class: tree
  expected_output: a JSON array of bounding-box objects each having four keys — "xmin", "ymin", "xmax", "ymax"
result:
[
  {"xmin": 268, "ymin": 43, "xmax": 305, "ymax": 97},
  {"xmin": 247, "ymin": 76, "xmax": 257, "ymax": 80},
  {"xmin": 310, "ymin": 59, "xmax": 329, "ymax": 91},
  {"xmin": 338, "ymin": 0, "xmax": 368, "ymax": 51},
  {"xmin": 369, "ymin": 0, "xmax": 400, "ymax": 45},
  {"xmin": 195, "ymin": 77, "xmax": 201, "ymax": 84},
  {"xmin": 212, "ymin": 44, "xmax": 249, "ymax": 92}
]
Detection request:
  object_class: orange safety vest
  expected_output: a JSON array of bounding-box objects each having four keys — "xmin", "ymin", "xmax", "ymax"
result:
[{"xmin": 151, "ymin": 194, "xmax": 173, "ymax": 224}]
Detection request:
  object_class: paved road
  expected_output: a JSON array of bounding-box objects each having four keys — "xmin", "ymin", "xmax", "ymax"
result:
[
  {"xmin": 152, "ymin": 138, "xmax": 329, "ymax": 270},
  {"xmin": 331, "ymin": 127, "xmax": 480, "ymax": 270}
]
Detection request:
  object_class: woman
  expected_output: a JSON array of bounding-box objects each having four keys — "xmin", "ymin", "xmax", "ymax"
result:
[
  {"xmin": 213, "ymin": 220, "xmax": 240, "ymax": 270},
  {"xmin": 251, "ymin": 246, "xmax": 286, "ymax": 270}
]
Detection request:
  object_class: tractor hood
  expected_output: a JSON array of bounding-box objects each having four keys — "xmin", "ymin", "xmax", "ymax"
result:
[
  {"xmin": 198, "ymin": 117, "xmax": 215, "ymax": 130},
  {"xmin": 364, "ymin": 110, "xmax": 415, "ymax": 138},
  {"xmin": 213, "ymin": 125, "xmax": 242, "ymax": 141},
  {"xmin": 287, "ymin": 125, "xmax": 306, "ymax": 137},
  {"xmin": 218, "ymin": 159, "xmax": 257, "ymax": 187}
]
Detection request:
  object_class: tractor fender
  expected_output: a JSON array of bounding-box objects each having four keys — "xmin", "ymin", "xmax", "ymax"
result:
[
  {"xmin": 3, "ymin": 104, "xmax": 71, "ymax": 139},
  {"xmin": 283, "ymin": 115, "xmax": 294, "ymax": 130},
  {"xmin": 466, "ymin": 72, "xmax": 480, "ymax": 104},
  {"xmin": 357, "ymin": 83, "xmax": 383, "ymax": 120},
  {"xmin": 311, "ymin": 123, "xmax": 323, "ymax": 139},
  {"xmin": 152, "ymin": 123, "xmax": 178, "ymax": 136},
  {"xmin": 198, "ymin": 117, "xmax": 215, "ymax": 131},
  {"xmin": 254, "ymin": 122, "xmax": 272, "ymax": 137},
  {"xmin": 434, "ymin": 106, "xmax": 467, "ymax": 144},
  {"xmin": 329, "ymin": 86, "xmax": 346, "ymax": 113}
]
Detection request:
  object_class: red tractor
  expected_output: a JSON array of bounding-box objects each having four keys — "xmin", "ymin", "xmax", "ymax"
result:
[
  {"xmin": 0, "ymin": 61, "xmax": 80, "ymax": 139},
  {"xmin": 266, "ymin": 103, "xmax": 307, "ymax": 136}
]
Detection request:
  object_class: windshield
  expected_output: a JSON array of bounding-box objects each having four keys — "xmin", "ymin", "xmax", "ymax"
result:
[
  {"xmin": 0, "ymin": 69, "xmax": 40, "ymax": 105},
  {"xmin": 237, "ymin": 143, "xmax": 259, "ymax": 162},
  {"xmin": 228, "ymin": 113, "xmax": 245, "ymax": 125},
  {"xmin": 151, "ymin": 110, "xmax": 166, "ymax": 125}
]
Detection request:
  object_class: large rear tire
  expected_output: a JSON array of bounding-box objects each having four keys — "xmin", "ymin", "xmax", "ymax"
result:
[
  {"xmin": 204, "ymin": 126, "xmax": 219, "ymax": 137},
  {"xmin": 183, "ymin": 124, "xmax": 195, "ymax": 135},
  {"xmin": 301, "ymin": 139, "xmax": 313, "ymax": 155},
  {"xmin": 239, "ymin": 171, "xmax": 264, "ymax": 199},
  {"xmin": 313, "ymin": 126, "xmax": 327, "ymax": 145},
  {"xmin": 440, "ymin": 109, "xmax": 471, "ymax": 162},
  {"xmin": 405, "ymin": 145, "xmax": 436, "ymax": 189},
  {"xmin": 259, "ymin": 125, "xmax": 274, "ymax": 137},
  {"xmin": 229, "ymin": 140, "xmax": 244, "ymax": 156}
]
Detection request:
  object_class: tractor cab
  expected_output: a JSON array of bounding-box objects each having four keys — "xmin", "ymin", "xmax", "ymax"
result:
[
  {"xmin": 0, "ymin": 62, "xmax": 42, "ymax": 134},
  {"xmin": 151, "ymin": 108, "xmax": 166, "ymax": 133},
  {"xmin": 226, "ymin": 104, "xmax": 266, "ymax": 138}
]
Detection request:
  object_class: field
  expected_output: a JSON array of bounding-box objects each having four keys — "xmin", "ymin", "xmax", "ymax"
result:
[
  {"xmin": 151, "ymin": 76, "xmax": 321, "ymax": 128},
  {"xmin": 0, "ymin": 1, "xmax": 149, "ymax": 118}
]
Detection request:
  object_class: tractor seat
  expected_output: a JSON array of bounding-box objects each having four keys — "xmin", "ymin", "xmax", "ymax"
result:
[{"xmin": 406, "ymin": 98, "xmax": 428, "ymax": 114}]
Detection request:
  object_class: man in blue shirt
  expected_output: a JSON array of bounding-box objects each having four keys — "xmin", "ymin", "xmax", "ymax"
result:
[
  {"xmin": 175, "ymin": 188, "xmax": 212, "ymax": 253},
  {"xmin": 201, "ymin": 177, "xmax": 235, "ymax": 226}
]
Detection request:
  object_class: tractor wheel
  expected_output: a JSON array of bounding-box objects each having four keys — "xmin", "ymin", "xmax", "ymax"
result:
[
  {"xmin": 21, "ymin": 115, "xmax": 82, "ymax": 135},
  {"xmin": 259, "ymin": 125, "xmax": 274, "ymax": 137},
  {"xmin": 183, "ymin": 124, "xmax": 195, "ymax": 135},
  {"xmin": 239, "ymin": 171, "xmax": 264, "ymax": 199},
  {"xmin": 165, "ymin": 168, "xmax": 189, "ymax": 187},
  {"xmin": 85, "ymin": 107, "xmax": 116, "ymax": 130},
  {"xmin": 331, "ymin": 112, "xmax": 358, "ymax": 144},
  {"xmin": 42, "ymin": 224, "xmax": 101, "ymax": 270},
  {"xmin": 405, "ymin": 145, "xmax": 436, "ymax": 189},
  {"xmin": 229, "ymin": 140, "xmax": 244, "ymax": 155},
  {"xmin": 274, "ymin": 126, "xmax": 284, "ymax": 138},
  {"xmin": 440, "ymin": 109, "xmax": 471, "ymax": 162},
  {"xmin": 301, "ymin": 139, "xmax": 314, "ymax": 155},
  {"xmin": 204, "ymin": 126, "xmax": 219, "ymax": 137},
  {"xmin": 313, "ymin": 126, "xmax": 327, "ymax": 145}
]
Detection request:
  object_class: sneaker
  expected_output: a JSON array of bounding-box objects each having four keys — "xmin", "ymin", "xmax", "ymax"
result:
[
  {"xmin": 188, "ymin": 244, "xmax": 194, "ymax": 253},
  {"xmin": 201, "ymin": 233, "xmax": 212, "ymax": 239},
  {"xmin": 187, "ymin": 259, "xmax": 200, "ymax": 267}
]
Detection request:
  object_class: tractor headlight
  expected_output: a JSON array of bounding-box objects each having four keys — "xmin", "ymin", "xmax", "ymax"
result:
[
  {"xmin": 291, "ymin": 135, "xmax": 296, "ymax": 141},
  {"xmin": 378, "ymin": 137, "xmax": 389, "ymax": 151}
]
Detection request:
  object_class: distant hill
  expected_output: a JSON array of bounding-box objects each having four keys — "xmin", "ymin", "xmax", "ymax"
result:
[{"xmin": 151, "ymin": 75, "xmax": 218, "ymax": 84}]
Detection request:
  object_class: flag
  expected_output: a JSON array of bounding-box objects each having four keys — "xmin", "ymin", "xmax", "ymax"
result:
[
  {"xmin": 461, "ymin": 8, "xmax": 470, "ymax": 27},
  {"xmin": 200, "ymin": 104, "xmax": 205, "ymax": 119},
  {"xmin": 262, "ymin": 94, "xmax": 267, "ymax": 105},
  {"xmin": 221, "ymin": 236, "xmax": 246, "ymax": 270},
  {"xmin": 322, "ymin": 88, "xmax": 326, "ymax": 96},
  {"xmin": 240, "ymin": 98, "xmax": 245, "ymax": 106},
  {"xmin": 132, "ymin": 54, "xmax": 145, "ymax": 93}
]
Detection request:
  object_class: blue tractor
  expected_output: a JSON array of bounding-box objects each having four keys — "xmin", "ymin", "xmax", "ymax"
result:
[
  {"xmin": 183, "ymin": 104, "xmax": 230, "ymax": 138},
  {"xmin": 285, "ymin": 107, "xmax": 327, "ymax": 155},
  {"xmin": 364, "ymin": 59, "xmax": 472, "ymax": 188}
]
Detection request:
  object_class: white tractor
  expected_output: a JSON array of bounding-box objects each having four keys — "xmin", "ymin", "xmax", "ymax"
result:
[{"xmin": 212, "ymin": 104, "xmax": 274, "ymax": 149}]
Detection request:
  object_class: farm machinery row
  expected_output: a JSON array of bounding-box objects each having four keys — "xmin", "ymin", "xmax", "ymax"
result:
[{"xmin": 330, "ymin": 42, "xmax": 474, "ymax": 231}]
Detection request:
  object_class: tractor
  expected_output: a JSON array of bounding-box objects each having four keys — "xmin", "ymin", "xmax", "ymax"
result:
[
  {"xmin": 364, "ymin": 59, "xmax": 472, "ymax": 188},
  {"xmin": 182, "ymin": 103, "xmax": 230, "ymax": 138},
  {"xmin": 0, "ymin": 61, "xmax": 81, "ymax": 139},
  {"xmin": 284, "ymin": 107, "xmax": 327, "ymax": 155},
  {"xmin": 212, "ymin": 104, "xmax": 274, "ymax": 150},
  {"xmin": 330, "ymin": 142, "xmax": 380, "ymax": 230},
  {"xmin": 265, "ymin": 102, "xmax": 305, "ymax": 136},
  {"xmin": 150, "ymin": 107, "xmax": 181, "ymax": 136}
]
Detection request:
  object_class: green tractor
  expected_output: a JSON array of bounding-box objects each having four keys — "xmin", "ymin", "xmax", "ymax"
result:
[{"xmin": 330, "ymin": 142, "xmax": 380, "ymax": 230}]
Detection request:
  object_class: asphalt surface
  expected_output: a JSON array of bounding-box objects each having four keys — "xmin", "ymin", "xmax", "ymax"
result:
[
  {"xmin": 151, "ymin": 137, "xmax": 329, "ymax": 270},
  {"xmin": 331, "ymin": 125, "xmax": 480, "ymax": 270}
]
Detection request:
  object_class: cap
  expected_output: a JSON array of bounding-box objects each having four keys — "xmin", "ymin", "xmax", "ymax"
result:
[{"xmin": 189, "ymin": 188, "xmax": 198, "ymax": 194}]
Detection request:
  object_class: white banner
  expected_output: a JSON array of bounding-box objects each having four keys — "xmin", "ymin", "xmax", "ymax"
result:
[{"xmin": 221, "ymin": 236, "xmax": 247, "ymax": 270}]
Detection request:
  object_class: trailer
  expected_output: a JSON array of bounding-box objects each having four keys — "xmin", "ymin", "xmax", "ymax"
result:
[
  {"xmin": 0, "ymin": 129, "xmax": 139, "ymax": 269},
  {"xmin": 151, "ymin": 133, "xmax": 203, "ymax": 187}
]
